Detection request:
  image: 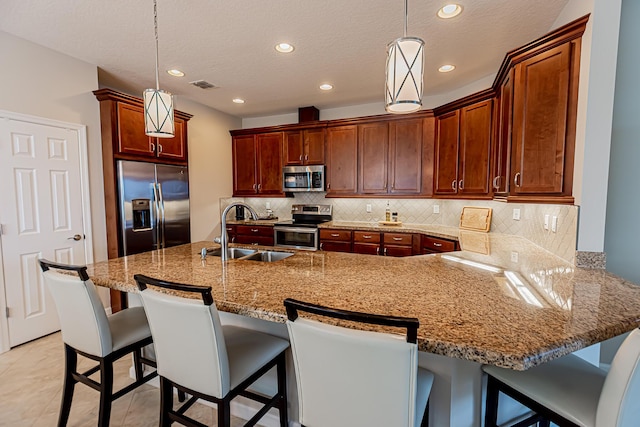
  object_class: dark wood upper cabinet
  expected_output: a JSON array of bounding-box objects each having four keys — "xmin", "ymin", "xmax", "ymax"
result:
[
  {"xmin": 389, "ymin": 118, "xmax": 423, "ymax": 194},
  {"xmin": 232, "ymin": 132, "xmax": 283, "ymax": 196},
  {"xmin": 492, "ymin": 69, "xmax": 514, "ymax": 195},
  {"xmin": 117, "ymin": 103, "xmax": 153, "ymax": 157},
  {"xmin": 284, "ymin": 128, "xmax": 325, "ymax": 165},
  {"xmin": 459, "ymin": 100, "xmax": 492, "ymax": 195},
  {"xmin": 434, "ymin": 111, "xmax": 460, "ymax": 195},
  {"xmin": 232, "ymin": 135, "xmax": 259, "ymax": 196},
  {"xmin": 157, "ymin": 118, "xmax": 187, "ymax": 161},
  {"xmin": 511, "ymin": 43, "xmax": 571, "ymax": 196},
  {"xmin": 358, "ymin": 122, "xmax": 389, "ymax": 194},
  {"xmin": 326, "ymin": 125, "xmax": 358, "ymax": 195}
]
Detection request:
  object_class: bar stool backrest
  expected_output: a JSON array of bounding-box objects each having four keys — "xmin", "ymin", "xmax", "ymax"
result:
[
  {"xmin": 39, "ymin": 262, "xmax": 112, "ymax": 357},
  {"xmin": 596, "ymin": 328, "xmax": 640, "ymax": 427},
  {"xmin": 137, "ymin": 286, "xmax": 230, "ymax": 398},
  {"xmin": 284, "ymin": 298, "xmax": 420, "ymax": 427}
]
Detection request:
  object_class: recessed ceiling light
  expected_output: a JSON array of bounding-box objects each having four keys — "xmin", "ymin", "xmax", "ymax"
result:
[
  {"xmin": 319, "ymin": 83, "xmax": 333, "ymax": 91},
  {"xmin": 275, "ymin": 42, "xmax": 295, "ymax": 53},
  {"xmin": 438, "ymin": 64, "xmax": 456, "ymax": 73},
  {"xmin": 437, "ymin": 4, "xmax": 463, "ymax": 19},
  {"xmin": 232, "ymin": 98, "xmax": 245, "ymax": 104},
  {"xmin": 167, "ymin": 69, "xmax": 185, "ymax": 77}
]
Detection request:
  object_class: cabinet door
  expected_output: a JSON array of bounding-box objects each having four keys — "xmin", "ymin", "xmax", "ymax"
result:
[
  {"xmin": 493, "ymin": 70, "xmax": 514, "ymax": 194},
  {"xmin": 459, "ymin": 100, "xmax": 492, "ymax": 195},
  {"xmin": 353, "ymin": 243, "xmax": 380, "ymax": 255},
  {"xmin": 319, "ymin": 241, "xmax": 352, "ymax": 252},
  {"xmin": 256, "ymin": 132, "xmax": 284, "ymax": 195},
  {"xmin": 284, "ymin": 131, "xmax": 304, "ymax": 165},
  {"xmin": 389, "ymin": 118, "xmax": 423, "ymax": 194},
  {"xmin": 232, "ymin": 135, "xmax": 258, "ymax": 195},
  {"xmin": 117, "ymin": 103, "xmax": 154, "ymax": 157},
  {"xmin": 434, "ymin": 111, "xmax": 460, "ymax": 194},
  {"xmin": 358, "ymin": 122, "xmax": 389, "ymax": 194},
  {"xmin": 383, "ymin": 246, "xmax": 413, "ymax": 257},
  {"xmin": 511, "ymin": 43, "xmax": 571, "ymax": 194},
  {"xmin": 326, "ymin": 126, "xmax": 358, "ymax": 195},
  {"xmin": 157, "ymin": 117, "xmax": 187, "ymax": 162},
  {"xmin": 304, "ymin": 128, "xmax": 325, "ymax": 165}
]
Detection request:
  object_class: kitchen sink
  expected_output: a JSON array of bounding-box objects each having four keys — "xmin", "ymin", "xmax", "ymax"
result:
[
  {"xmin": 242, "ymin": 250, "xmax": 294, "ymax": 262},
  {"xmin": 202, "ymin": 247, "xmax": 257, "ymax": 259}
]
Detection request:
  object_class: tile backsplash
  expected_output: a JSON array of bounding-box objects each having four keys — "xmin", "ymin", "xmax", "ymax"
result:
[{"xmin": 221, "ymin": 194, "xmax": 578, "ymax": 262}]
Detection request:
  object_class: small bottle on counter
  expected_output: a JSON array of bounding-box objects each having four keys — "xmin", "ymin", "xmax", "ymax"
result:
[
  {"xmin": 385, "ymin": 201, "xmax": 391, "ymax": 222},
  {"xmin": 392, "ymin": 212, "xmax": 398, "ymax": 222}
]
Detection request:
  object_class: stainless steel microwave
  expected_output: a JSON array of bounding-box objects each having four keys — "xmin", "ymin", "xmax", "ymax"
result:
[{"xmin": 283, "ymin": 165, "xmax": 325, "ymax": 192}]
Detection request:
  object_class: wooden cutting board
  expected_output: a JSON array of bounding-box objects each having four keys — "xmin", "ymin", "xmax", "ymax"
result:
[{"xmin": 460, "ymin": 207, "xmax": 492, "ymax": 232}]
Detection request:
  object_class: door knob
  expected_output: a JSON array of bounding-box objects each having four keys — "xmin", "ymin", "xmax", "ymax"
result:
[{"xmin": 68, "ymin": 234, "xmax": 82, "ymax": 241}]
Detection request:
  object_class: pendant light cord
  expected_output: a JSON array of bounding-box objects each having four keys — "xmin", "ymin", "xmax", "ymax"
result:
[
  {"xmin": 403, "ymin": 0, "xmax": 408, "ymax": 38},
  {"xmin": 153, "ymin": 0, "xmax": 160, "ymax": 91}
]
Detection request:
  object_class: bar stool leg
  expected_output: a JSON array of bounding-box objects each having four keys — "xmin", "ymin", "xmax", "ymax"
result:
[
  {"xmin": 218, "ymin": 398, "xmax": 231, "ymax": 427},
  {"xmin": 98, "ymin": 358, "xmax": 114, "ymax": 427},
  {"xmin": 485, "ymin": 376, "xmax": 500, "ymax": 427},
  {"xmin": 159, "ymin": 377, "xmax": 173, "ymax": 427},
  {"xmin": 277, "ymin": 353, "xmax": 288, "ymax": 427},
  {"xmin": 133, "ymin": 348, "xmax": 143, "ymax": 381},
  {"xmin": 58, "ymin": 344, "xmax": 78, "ymax": 427}
]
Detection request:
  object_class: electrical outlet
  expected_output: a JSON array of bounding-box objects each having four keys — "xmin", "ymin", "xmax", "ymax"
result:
[
  {"xmin": 544, "ymin": 214, "xmax": 550, "ymax": 230},
  {"xmin": 512, "ymin": 208, "xmax": 521, "ymax": 221},
  {"xmin": 433, "ymin": 205, "xmax": 440, "ymax": 214},
  {"xmin": 265, "ymin": 202, "xmax": 271, "ymax": 210},
  {"xmin": 511, "ymin": 251, "xmax": 519, "ymax": 263},
  {"xmin": 552, "ymin": 216, "xmax": 558, "ymax": 233},
  {"xmin": 366, "ymin": 204, "xmax": 372, "ymax": 213}
]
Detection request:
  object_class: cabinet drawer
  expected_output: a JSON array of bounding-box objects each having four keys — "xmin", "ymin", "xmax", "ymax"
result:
[
  {"xmin": 236, "ymin": 225, "xmax": 274, "ymax": 238},
  {"xmin": 384, "ymin": 246, "xmax": 414, "ymax": 257},
  {"xmin": 422, "ymin": 236, "xmax": 457, "ymax": 253},
  {"xmin": 353, "ymin": 231, "xmax": 381, "ymax": 244},
  {"xmin": 319, "ymin": 229, "xmax": 352, "ymax": 242},
  {"xmin": 235, "ymin": 235, "xmax": 274, "ymax": 246},
  {"xmin": 383, "ymin": 233, "xmax": 413, "ymax": 246}
]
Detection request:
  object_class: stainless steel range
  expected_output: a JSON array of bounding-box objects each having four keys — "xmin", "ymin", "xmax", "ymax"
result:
[{"xmin": 274, "ymin": 204, "xmax": 332, "ymax": 250}]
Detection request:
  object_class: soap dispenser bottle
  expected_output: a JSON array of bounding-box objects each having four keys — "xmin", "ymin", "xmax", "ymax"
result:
[{"xmin": 385, "ymin": 201, "xmax": 391, "ymax": 222}]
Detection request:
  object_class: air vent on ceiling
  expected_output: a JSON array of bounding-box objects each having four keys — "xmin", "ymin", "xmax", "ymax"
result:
[{"xmin": 189, "ymin": 80, "xmax": 217, "ymax": 89}]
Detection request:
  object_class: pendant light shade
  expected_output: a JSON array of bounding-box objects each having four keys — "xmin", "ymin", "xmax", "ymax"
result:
[
  {"xmin": 385, "ymin": 0, "xmax": 424, "ymax": 114},
  {"xmin": 144, "ymin": 88, "xmax": 174, "ymax": 137},
  {"xmin": 144, "ymin": 0, "xmax": 174, "ymax": 138}
]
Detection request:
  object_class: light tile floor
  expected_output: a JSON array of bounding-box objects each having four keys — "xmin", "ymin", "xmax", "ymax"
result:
[{"xmin": 0, "ymin": 333, "xmax": 250, "ymax": 426}]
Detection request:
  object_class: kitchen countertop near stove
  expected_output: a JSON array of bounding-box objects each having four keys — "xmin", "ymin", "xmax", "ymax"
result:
[{"xmin": 86, "ymin": 234, "xmax": 640, "ymax": 371}]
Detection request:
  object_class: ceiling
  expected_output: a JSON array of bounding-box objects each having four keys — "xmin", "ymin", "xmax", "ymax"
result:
[{"xmin": 0, "ymin": 0, "xmax": 569, "ymax": 118}]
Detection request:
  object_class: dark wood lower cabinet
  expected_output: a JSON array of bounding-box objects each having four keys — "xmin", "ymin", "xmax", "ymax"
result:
[
  {"xmin": 422, "ymin": 235, "xmax": 458, "ymax": 254},
  {"xmin": 319, "ymin": 229, "xmax": 353, "ymax": 253},
  {"xmin": 235, "ymin": 225, "xmax": 274, "ymax": 246},
  {"xmin": 321, "ymin": 229, "xmax": 453, "ymax": 257}
]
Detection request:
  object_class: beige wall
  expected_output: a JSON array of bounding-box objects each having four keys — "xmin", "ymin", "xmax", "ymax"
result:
[
  {"xmin": 174, "ymin": 98, "xmax": 240, "ymax": 241},
  {"xmin": 0, "ymin": 31, "xmax": 107, "ymax": 262}
]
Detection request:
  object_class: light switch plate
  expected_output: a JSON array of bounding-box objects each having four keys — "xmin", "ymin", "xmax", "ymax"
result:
[
  {"xmin": 512, "ymin": 208, "xmax": 521, "ymax": 221},
  {"xmin": 433, "ymin": 205, "xmax": 440, "ymax": 214},
  {"xmin": 552, "ymin": 216, "xmax": 558, "ymax": 232},
  {"xmin": 511, "ymin": 251, "xmax": 519, "ymax": 262},
  {"xmin": 544, "ymin": 214, "xmax": 549, "ymax": 230},
  {"xmin": 366, "ymin": 204, "xmax": 372, "ymax": 213}
]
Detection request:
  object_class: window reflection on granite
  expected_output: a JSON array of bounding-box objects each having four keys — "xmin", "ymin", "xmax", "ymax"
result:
[
  {"xmin": 528, "ymin": 267, "xmax": 574, "ymax": 310},
  {"xmin": 504, "ymin": 271, "xmax": 544, "ymax": 308},
  {"xmin": 441, "ymin": 254, "xmax": 502, "ymax": 273}
]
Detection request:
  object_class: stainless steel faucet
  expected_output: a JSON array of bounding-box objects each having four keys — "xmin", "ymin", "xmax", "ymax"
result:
[{"xmin": 219, "ymin": 202, "xmax": 259, "ymax": 261}]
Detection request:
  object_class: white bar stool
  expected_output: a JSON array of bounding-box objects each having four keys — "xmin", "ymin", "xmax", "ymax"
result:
[
  {"xmin": 284, "ymin": 298, "xmax": 434, "ymax": 427},
  {"xmin": 134, "ymin": 274, "xmax": 290, "ymax": 427},
  {"xmin": 38, "ymin": 259, "xmax": 157, "ymax": 427},
  {"xmin": 482, "ymin": 328, "xmax": 640, "ymax": 427}
]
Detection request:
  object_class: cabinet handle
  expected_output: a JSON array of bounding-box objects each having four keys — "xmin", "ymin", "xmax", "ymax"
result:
[
  {"xmin": 376, "ymin": 247, "xmax": 380, "ymax": 255},
  {"xmin": 150, "ymin": 142, "xmax": 155, "ymax": 153},
  {"xmin": 459, "ymin": 180, "xmax": 464, "ymax": 190},
  {"xmin": 257, "ymin": 183, "xmax": 262, "ymax": 190},
  {"xmin": 299, "ymin": 155, "xmax": 303, "ymax": 161},
  {"xmin": 253, "ymin": 183, "xmax": 257, "ymax": 190},
  {"xmin": 226, "ymin": 227, "xmax": 233, "ymax": 231},
  {"xmin": 231, "ymin": 237, "xmax": 236, "ymax": 243},
  {"xmin": 393, "ymin": 237, "xmax": 403, "ymax": 241},
  {"xmin": 327, "ymin": 183, "xmax": 331, "ymax": 190},
  {"xmin": 433, "ymin": 242, "xmax": 443, "ymax": 247},
  {"xmin": 451, "ymin": 180, "xmax": 457, "ymax": 191},
  {"xmin": 363, "ymin": 235, "xmax": 372, "ymax": 239},
  {"xmin": 251, "ymin": 228, "xmax": 259, "ymax": 233},
  {"xmin": 158, "ymin": 143, "xmax": 163, "ymax": 154},
  {"xmin": 493, "ymin": 176, "xmax": 500, "ymax": 190},
  {"xmin": 305, "ymin": 155, "xmax": 308, "ymax": 161},
  {"xmin": 320, "ymin": 242, "xmax": 324, "ymax": 250},
  {"xmin": 331, "ymin": 233, "xmax": 340, "ymax": 237},
  {"xmin": 384, "ymin": 248, "xmax": 388, "ymax": 256},
  {"xmin": 514, "ymin": 172, "xmax": 521, "ymax": 188}
]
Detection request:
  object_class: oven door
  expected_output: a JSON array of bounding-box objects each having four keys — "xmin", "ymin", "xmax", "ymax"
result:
[{"xmin": 274, "ymin": 226, "xmax": 318, "ymax": 250}]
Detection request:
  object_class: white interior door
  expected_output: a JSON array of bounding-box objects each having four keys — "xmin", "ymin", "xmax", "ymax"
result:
[{"xmin": 0, "ymin": 118, "xmax": 88, "ymax": 347}]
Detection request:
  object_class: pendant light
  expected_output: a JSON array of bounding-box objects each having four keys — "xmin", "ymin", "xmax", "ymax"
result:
[
  {"xmin": 144, "ymin": 0, "xmax": 174, "ymax": 137},
  {"xmin": 385, "ymin": 0, "xmax": 425, "ymax": 114}
]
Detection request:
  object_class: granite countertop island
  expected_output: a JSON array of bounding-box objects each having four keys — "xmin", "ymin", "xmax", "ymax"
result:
[{"xmin": 87, "ymin": 233, "xmax": 640, "ymax": 371}]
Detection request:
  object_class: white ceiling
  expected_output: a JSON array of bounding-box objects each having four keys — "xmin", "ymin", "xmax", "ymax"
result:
[{"xmin": 0, "ymin": 0, "xmax": 569, "ymax": 118}]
